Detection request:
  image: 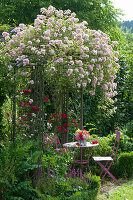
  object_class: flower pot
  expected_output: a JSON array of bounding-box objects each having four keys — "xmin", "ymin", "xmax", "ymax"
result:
[{"xmin": 78, "ymin": 140, "xmax": 87, "ymax": 146}]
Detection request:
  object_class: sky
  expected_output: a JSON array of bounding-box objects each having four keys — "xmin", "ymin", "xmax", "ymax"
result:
[{"xmin": 111, "ymin": 0, "xmax": 133, "ymax": 21}]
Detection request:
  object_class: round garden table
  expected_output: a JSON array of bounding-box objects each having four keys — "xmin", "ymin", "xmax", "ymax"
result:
[{"xmin": 63, "ymin": 141, "xmax": 99, "ymax": 172}]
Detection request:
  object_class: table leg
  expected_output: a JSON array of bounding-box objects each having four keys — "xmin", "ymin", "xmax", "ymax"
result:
[
  {"xmin": 87, "ymin": 147, "xmax": 93, "ymax": 171},
  {"xmin": 87, "ymin": 147, "xmax": 94, "ymax": 183},
  {"xmin": 80, "ymin": 147, "xmax": 83, "ymax": 171}
]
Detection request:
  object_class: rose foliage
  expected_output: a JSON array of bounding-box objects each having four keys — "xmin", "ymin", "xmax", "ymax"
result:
[{"xmin": 0, "ymin": 6, "xmax": 120, "ymax": 121}]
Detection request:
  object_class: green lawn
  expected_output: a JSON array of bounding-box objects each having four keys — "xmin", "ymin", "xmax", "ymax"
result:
[
  {"xmin": 97, "ymin": 180, "xmax": 133, "ymax": 200},
  {"xmin": 107, "ymin": 180, "xmax": 133, "ymax": 200}
]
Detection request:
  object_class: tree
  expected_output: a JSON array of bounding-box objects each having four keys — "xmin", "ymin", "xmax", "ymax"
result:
[
  {"xmin": 0, "ymin": 0, "xmax": 44, "ymax": 25},
  {"xmin": 0, "ymin": 0, "xmax": 122, "ymax": 32}
]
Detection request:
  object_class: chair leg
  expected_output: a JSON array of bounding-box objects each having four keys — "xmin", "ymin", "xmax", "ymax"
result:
[
  {"xmin": 97, "ymin": 161, "xmax": 121, "ymax": 186},
  {"xmin": 99, "ymin": 160, "xmax": 110, "ymax": 177},
  {"xmin": 100, "ymin": 160, "xmax": 114, "ymax": 180}
]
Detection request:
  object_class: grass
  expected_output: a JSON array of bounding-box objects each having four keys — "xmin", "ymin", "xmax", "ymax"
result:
[{"xmin": 97, "ymin": 179, "xmax": 133, "ymax": 200}]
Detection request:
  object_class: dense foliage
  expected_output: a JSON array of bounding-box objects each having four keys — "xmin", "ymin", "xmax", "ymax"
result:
[{"xmin": 0, "ymin": 0, "xmax": 121, "ymax": 32}]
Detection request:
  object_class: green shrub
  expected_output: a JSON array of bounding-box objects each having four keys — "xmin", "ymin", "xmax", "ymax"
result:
[
  {"xmin": 107, "ymin": 133, "xmax": 133, "ymax": 153},
  {"xmin": 122, "ymin": 120, "xmax": 133, "ymax": 138},
  {"xmin": 117, "ymin": 151, "xmax": 133, "ymax": 178},
  {"xmin": 0, "ymin": 136, "xmax": 42, "ymax": 200},
  {"xmin": 3, "ymin": 181, "xmax": 41, "ymax": 200},
  {"xmin": 38, "ymin": 173, "xmax": 100, "ymax": 200}
]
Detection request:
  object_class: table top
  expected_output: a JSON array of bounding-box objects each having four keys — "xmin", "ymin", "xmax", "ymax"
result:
[{"xmin": 63, "ymin": 141, "xmax": 99, "ymax": 148}]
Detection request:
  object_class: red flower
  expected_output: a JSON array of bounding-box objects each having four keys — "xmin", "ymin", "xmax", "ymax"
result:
[
  {"xmin": 92, "ymin": 140, "xmax": 98, "ymax": 144},
  {"xmin": 60, "ymin": 113, "xmax": 67, "ymax": 119},
  {"xmin": 80, "ymin": 136, "xmax": 84, "ymax": 141},
  {"xmin": 58, "ymin": 125, "xmax": 62, "ymax": 132},
  {"xmin": 31, "ymin": 106, "xmax": 39, "ymax": 112},
  {"xmin": 57, "ymin": 115, "xmax": 61, "ymax": 119},
  {"xmin": 72, "ymin": 118, "xmax": 75, "ymax": 123},
  {"xmin": 72, "ymin": 118, "xmax": 78, "ymax": 125},
  {"xmin": 44, "ymin": 95, "xmax": 49, "ymax": 102},
  {"xmin": 19, "ymin": 102, "xmax": 27, "ymax": 107},
  {"xmin": 28, "ymin": 102, "xmax": 31, "ymax": 106},
  {"xmin": 63, "ymin": 127, "xmax": 67, "ymax": 133},
  {"xmin": 6, "ymin": 112, "xmax": 10, "ymax": 117},
  {"xmin": 63, "ymin": 123, "xmax": 69, "ymax": 128},
  {"xmin": 52, "ymin": 114, "xmax": 58, "ymax": 118},
  {"xmin": 56, "ymin": 139, "xmax": 60, "ymax": 145},
  {"xmin": 27, "ymin": 113, "xmax": 31, "ymax": 116},
  {"xmin": 76, "ymin": 142, "xmax": 80, "ymax": 146},
  {"xmin": 22, "ymin": 89, "xmax": 31, "ymax": 93}
]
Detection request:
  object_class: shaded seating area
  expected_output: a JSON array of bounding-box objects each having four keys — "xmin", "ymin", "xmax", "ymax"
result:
[{"xmin": 93, "ymin": 130, "xmax": 121, "ymax": 185}]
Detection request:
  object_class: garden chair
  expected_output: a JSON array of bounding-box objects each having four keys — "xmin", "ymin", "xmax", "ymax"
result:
[{"xmin": 93, "ymin": 130, "xmax": 121, "ymax": 185}]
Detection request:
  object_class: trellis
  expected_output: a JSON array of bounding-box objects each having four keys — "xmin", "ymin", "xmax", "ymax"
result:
[{"xmin": 10, "ymin": 61, "xmax": 82, "ymax": 144}]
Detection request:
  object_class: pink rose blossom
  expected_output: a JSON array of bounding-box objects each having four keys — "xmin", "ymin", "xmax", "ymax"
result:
[
  {"xmin": 21, "ymin": 72, "xmax": 28, "ymax": 76},
  {"xmin": 87, "ymin": 65, "xmax": 93, "ymax": 71},
  {"xmin": 102, "ymin": 84, "xmax": 108, "ymax": 91},
  {"xmin": 2, "ymin": 32, "xmax": 9, "ymax": 37},
  {"xmin": 82, "ymin": 83, "xmax": 87, "ymax": 87},
  {"xmin": 69, "ymin": 60, "xmax": 74, "ymax": 65},
  {"xmin": 19, "ymin": 24, "xmax": 26, "ymax": 30},
  {"xmin": 28, "ymin": 41, "xmax": 32, "ymax": 45},
  {"xmin": 29, "ymin": 80, "xmax": 34, "ymax": 84},
  {"xmin": 89, "ymin": 91, "xmax": 95, "ymax": 95},
  {"xmin": 67, "ymin": 69, "xmax": 73, "ymax": 76},
  {"xmin": 9, "ymin": 40, "xmax": 15, "ymax": 45},
  {"xmin": 112, "ymin": 41, "xmax": 118, "ymax": 46},
  {"xmin": 8, "ymin": 65, "xmax": 13, "ymax": 71},
  {"xmin": 56, "ymin": 148, "xmax": 59, "ymax": 153},
  {"xmin": 23, "ymin": 59, "xmax": 30, "ymax": 66},
  {"xmin": 75, "ymin": 68, "xmax": 79, "ymax": 72},
  {"xmin": 76, "ymin": 60, "xmax": 83, "ymax": 66},
  {"xmin": 64, "ymin": 9, "xmax": 71, "ymax": 15},
  {"xmin": 62, "ymin": 148, "xmax": 66, "ymax": 152}
]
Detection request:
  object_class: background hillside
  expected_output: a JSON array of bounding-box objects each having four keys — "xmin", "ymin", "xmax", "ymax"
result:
[{"xmin": 121, "ymin": 20, "xmax": 133, "ymax": 32}]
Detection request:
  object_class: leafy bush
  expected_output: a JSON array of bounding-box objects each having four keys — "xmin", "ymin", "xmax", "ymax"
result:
[
  {"xmin": 108, "ymin": 133, "xmax": 133, "ymax": 153},
  {"xmin": 3, "ymin": 181, "xmax": 41, "ymax": 200},
  {"xmin": 122, "ymin": 120, "xmax": 133, "ymax": 138},
  {"xmin": 0, "ymin": 136, "xmax": 42, "ymax": 199},
  {"xmin": 116, "ymin": 151, "xmax": 133, "ymax": 178},
  {"xmin": 38, "ymin": 173, "xmax": 100, "ymax": 200}
]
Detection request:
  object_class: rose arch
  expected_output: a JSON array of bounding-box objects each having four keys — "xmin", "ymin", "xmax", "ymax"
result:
[{"xmin": 0, "ymin": 6, "xmax": 119, "ymax": 144}]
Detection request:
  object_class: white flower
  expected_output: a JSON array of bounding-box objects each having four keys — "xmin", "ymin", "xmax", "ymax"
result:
[
  {"xmin": 28, "ymin": 80, "xmax": 34, "ymax": 84},
  {"xmin": 82, "ymin": 83, "xmax": 87, "ymax": 87},
  {"xmin": 8, "ymin": 65, "xmax": 13, "ymax": 71},
  {"xmin": 29, "ymin": 99, "xmax": 33, "ymax": 104},
  {"xmin": 67, "ymin": 69, "xmax": 73, "ymax": 76},
  {"xmin": 32, "ymin": 113, "xmax": 36, "ymax": 117},
  {"xmin": 47, "ymin": 123, "xmax": 52, "ymax": 129},
  {"xmin": 77, "ymin": 83, "xmax": 81, "ymax": 88}
]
